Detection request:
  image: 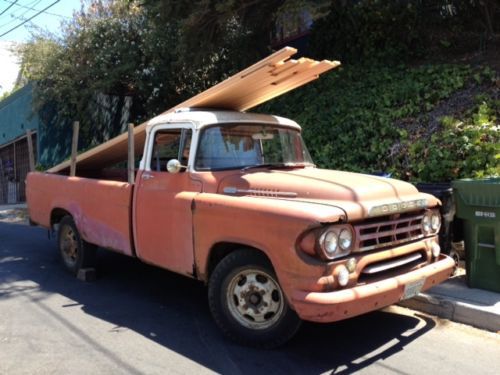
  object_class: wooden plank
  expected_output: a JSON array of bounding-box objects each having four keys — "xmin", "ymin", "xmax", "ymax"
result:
[
  {"xmin": 237, "ymin": 60, "xmax": 339, "ymax": 110},
  {"xmin": 213, "ymin": 60, "xmax": 336, "ymax": 111},
  {"xmin": 270, "ymin": 59, "xmax": 299, "ymax": 76},
  {"xmin": 164, "ymin": 50, "xmax": 316, "ymax": 111},
  {"xmin": 189, "ymin": 59, "xmax": 319, "ymax": 109},
  {"xmin": 47, "ymin": 47, "xmax": 340, "ymax": 174},
  {"xmin": 128, "ymin": 123, "xmax": 135, "ymax": 184},
  {"xmin": 209, "ymin": 60, "xmax": 320, "ymax": 107},
  {"xmin": 237, "ymin": 46, "xmax": 297, "ymax": 78},
  {"xmin": 48, "ymin": 123, "xmax": 147, "ymax": 173},
  {"xmin": 70, "ymin": 121, "xmax": 79, "ymax": 177},
  {"xmin": 26, "ymin": 130, "xmax": 36, "ymax": 172},
  {"xmin": 240, "ymin": 75, "xmax": 320, "ymax": 111},
  {"xmin": 162, "ymin": 47, "xmax": 300, "ymax": 113},
  {"xmin": 170, "ymin": 57, "xmax": 336, "ymax": 112}
]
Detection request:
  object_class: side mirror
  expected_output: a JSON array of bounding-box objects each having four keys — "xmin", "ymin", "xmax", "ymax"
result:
[{"xmin": 166, "ymin": 159, "xmax": 186, "ymax": 174}]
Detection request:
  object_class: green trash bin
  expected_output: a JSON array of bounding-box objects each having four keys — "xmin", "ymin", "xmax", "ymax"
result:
[{"xmin": 452, "ymin": 177, "xmax": 500, "ymax": 292}]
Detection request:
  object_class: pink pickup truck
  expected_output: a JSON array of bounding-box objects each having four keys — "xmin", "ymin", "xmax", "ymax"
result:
[{"xmin": 27, "ymin": 109, "xmax": 454, "ymax": 347}]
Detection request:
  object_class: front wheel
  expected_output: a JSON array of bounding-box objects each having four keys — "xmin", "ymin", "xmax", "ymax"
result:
[{"xmin": 208, "ymin": 249, "xmax": 301, "ymax": 348}]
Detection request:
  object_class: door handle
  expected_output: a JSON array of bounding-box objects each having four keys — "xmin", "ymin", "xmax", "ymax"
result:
[{"xmin": 142, "ymin": 173, "xmax": 155, "ymax": 180}]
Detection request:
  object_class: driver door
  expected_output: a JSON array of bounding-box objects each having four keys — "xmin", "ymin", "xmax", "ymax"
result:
[{"xmin": 134, "ymin": 125, "xmax": 202, "ymax": 276}]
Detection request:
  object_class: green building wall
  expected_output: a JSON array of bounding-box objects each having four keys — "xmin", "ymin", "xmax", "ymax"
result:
[
  {"xmin": 0, "ymin": 84, "xmax": 72, "ymax": 168},
  {"xmin": 0, "ymin": 83, "xmax": 39, "ymax": 149},
  {"xmin": 1, "ymin": 83, "xmax": 132, "ymax": 170}
]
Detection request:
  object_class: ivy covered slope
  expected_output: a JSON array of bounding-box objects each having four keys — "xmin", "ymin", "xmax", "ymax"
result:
[{"xmin": 259, "ymin": 63, "xmax": 499, "ymax": 182}]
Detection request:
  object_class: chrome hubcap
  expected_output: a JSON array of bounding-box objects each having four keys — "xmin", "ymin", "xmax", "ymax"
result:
[
  {"xmin": 60, "ymin": 226, "xmax": 78, "ymax": 266},
  {"xmin": 226, "ymin": 268, "xmax": 284, "ymax": 330}
]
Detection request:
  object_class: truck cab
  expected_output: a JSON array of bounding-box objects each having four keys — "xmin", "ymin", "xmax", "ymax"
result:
[{"xmin": 133, "ymin": 109, "xmax": 316, "ymax": 277}]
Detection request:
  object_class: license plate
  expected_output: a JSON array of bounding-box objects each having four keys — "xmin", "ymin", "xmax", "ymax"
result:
[{"xmin": 401, "ymin": 279, "xmax": 425, "ymax": 300}]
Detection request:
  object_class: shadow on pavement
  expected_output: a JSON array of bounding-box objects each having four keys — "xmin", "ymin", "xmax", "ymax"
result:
[{"xmin": 0, "ymin": 223, "xmax": 436, "ymax": 374}]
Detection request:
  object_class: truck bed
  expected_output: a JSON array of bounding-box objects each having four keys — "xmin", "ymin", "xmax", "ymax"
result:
[{"xmin": 26, "ymin": 172, "xmax": 134, "ymax": 256}]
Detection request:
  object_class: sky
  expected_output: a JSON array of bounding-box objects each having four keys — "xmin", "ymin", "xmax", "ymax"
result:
[{"xmin": 0, "ymin": 0, "xmax": 82, "ymax": 95}]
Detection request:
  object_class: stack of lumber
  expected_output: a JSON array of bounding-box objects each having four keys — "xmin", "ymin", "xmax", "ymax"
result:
[{"xmin": 48, "ymin": 47, "xmax": 339, "ymax": 174}]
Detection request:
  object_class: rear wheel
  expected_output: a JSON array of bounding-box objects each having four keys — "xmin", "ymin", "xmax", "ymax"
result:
[
  {"xmin": 58, "ymin": 216, "xmax": 96, "ymax": 275},
  {"xmin": 208, "ymin": 249, "xmax": 301, "ymax": 348}
]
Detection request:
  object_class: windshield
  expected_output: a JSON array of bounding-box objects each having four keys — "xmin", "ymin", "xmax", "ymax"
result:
[{"xmin": 195, "ymin": 124, "xmax": 314, "ymax": 171}]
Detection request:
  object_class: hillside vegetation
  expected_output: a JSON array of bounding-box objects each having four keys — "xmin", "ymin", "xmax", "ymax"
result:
[
  {"xmin": 260, "ymin": 62, "xmax": 499, "ymax": 182},
  {"xmin": 260, "ymin": 0, "xmax": 500, "ymax": 182}
]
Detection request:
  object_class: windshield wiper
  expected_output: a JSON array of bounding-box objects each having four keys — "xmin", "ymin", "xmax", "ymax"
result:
[{"xmin": 241, "ymin": 162, "xmax": 314, "ymax": 171}]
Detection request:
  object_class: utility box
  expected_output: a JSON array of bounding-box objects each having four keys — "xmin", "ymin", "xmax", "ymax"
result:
[{"xmin": 452, "ymin": 178, "xmax": 500, "ymax": 292}]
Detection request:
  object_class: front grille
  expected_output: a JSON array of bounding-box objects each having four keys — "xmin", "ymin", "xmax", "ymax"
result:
[
  {"xmin": 362, "ymin": 252, "xmax": 423, "ymax": 275},
  {"xmin": 358, "ymin": 250, "xmax": 427, "ymax": 283},
  {"xmin": 354, "ymin": 212, "xmax": 424, "ymax": 252}
]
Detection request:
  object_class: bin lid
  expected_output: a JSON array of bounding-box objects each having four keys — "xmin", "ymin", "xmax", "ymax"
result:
[
  {"xmin": 415, "ymin": 182, "xmax": 453, "ymax": 196},
  {"xmin": 452, "ymin": 178, "xmax": 500, "ymax": 208}
]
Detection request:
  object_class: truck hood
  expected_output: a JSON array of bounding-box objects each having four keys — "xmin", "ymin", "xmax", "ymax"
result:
[{"xmin": 218, "ymin": 168, "xmax": 438, "ymax": 221}]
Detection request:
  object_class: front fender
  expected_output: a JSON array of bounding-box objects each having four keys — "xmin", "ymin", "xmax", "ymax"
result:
[{"xmin": 192, "ymin": 193, "xmax": 345, "ymax": 288}]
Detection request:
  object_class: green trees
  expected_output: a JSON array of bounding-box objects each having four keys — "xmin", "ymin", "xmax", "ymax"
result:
[
  {"xmin": 15, "ymin": 0, "xmax": 499, "ymax": 179},
  {"xmin": 19, "ymin": 1, "xmax": 180, "ymax": 145},
  {"xmin": 17, "ymin": 0, "xmax": 313, "ymax": 145}
]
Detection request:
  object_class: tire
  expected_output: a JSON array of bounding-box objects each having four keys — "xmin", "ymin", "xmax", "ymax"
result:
[
  {"xmin": 208, "ymin": 248, "xmax": 301, "ymax": 348},
  {"xmin": 58, "ymin": 215, "xmax": 96, "ymax": 275}
]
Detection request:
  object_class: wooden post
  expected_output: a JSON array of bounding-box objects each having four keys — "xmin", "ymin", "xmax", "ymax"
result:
[
  {"xmin": 128, "ymin": 123, "xmax": 135, "ymax": 184},
  {"xmin": 70, "ymin": 121, "xmax": 79, "ymax": 177},
  {"xmin": 26, "ymin": 130, "xmax": 36, "ymax": 172}
]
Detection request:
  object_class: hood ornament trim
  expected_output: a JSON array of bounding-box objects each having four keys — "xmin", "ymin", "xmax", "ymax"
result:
[
  {"xmin": 368, "ymin": 199, "xmax": 427, "ymax": 217},
  {"xmin": 223, "ymin": 186, "xmax": 298, "ymax": 198}
]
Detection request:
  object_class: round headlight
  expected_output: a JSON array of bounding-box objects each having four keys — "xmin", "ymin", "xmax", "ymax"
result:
[
  {"xmin": 422, "ymin": 214, "xmax": 431, "ymax": 233},
  {"xmin": 322, "ymin": 230, "xmax": 338, "ymax": 256},
  {"xmin": 339, "ymin": 228, "xmax": 353, "ymax": 250},
  {"xmin": 431, "ymin": 213, "xmax": 441, "ymax": 231}
]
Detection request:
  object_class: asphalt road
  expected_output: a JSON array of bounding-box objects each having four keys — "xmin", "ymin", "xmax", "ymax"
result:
[{"xmin": 1, "ymin": 222, "xmax": 499, "ymax": 375}]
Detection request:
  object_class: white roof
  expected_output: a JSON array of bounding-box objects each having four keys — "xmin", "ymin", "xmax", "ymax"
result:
[{"xmin": 146, "ymin": 109, "xmax": 301, "ymax": 130}]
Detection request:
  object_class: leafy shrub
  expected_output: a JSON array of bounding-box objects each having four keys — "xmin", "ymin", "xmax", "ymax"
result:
[
  {"xmin": 259, "ymin": 62, "xmax": 499, "ymax": 181},
  {"xmin": 308, "ymin": 0, "xmax": 426, "ymax": 63},
  {"xmin": 406, "ymin": 100, "xmax": 499, "ymax": 181},
  {"xmin": 308, "ymin": 0, "xmax": 490, "ymax": 63}
]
